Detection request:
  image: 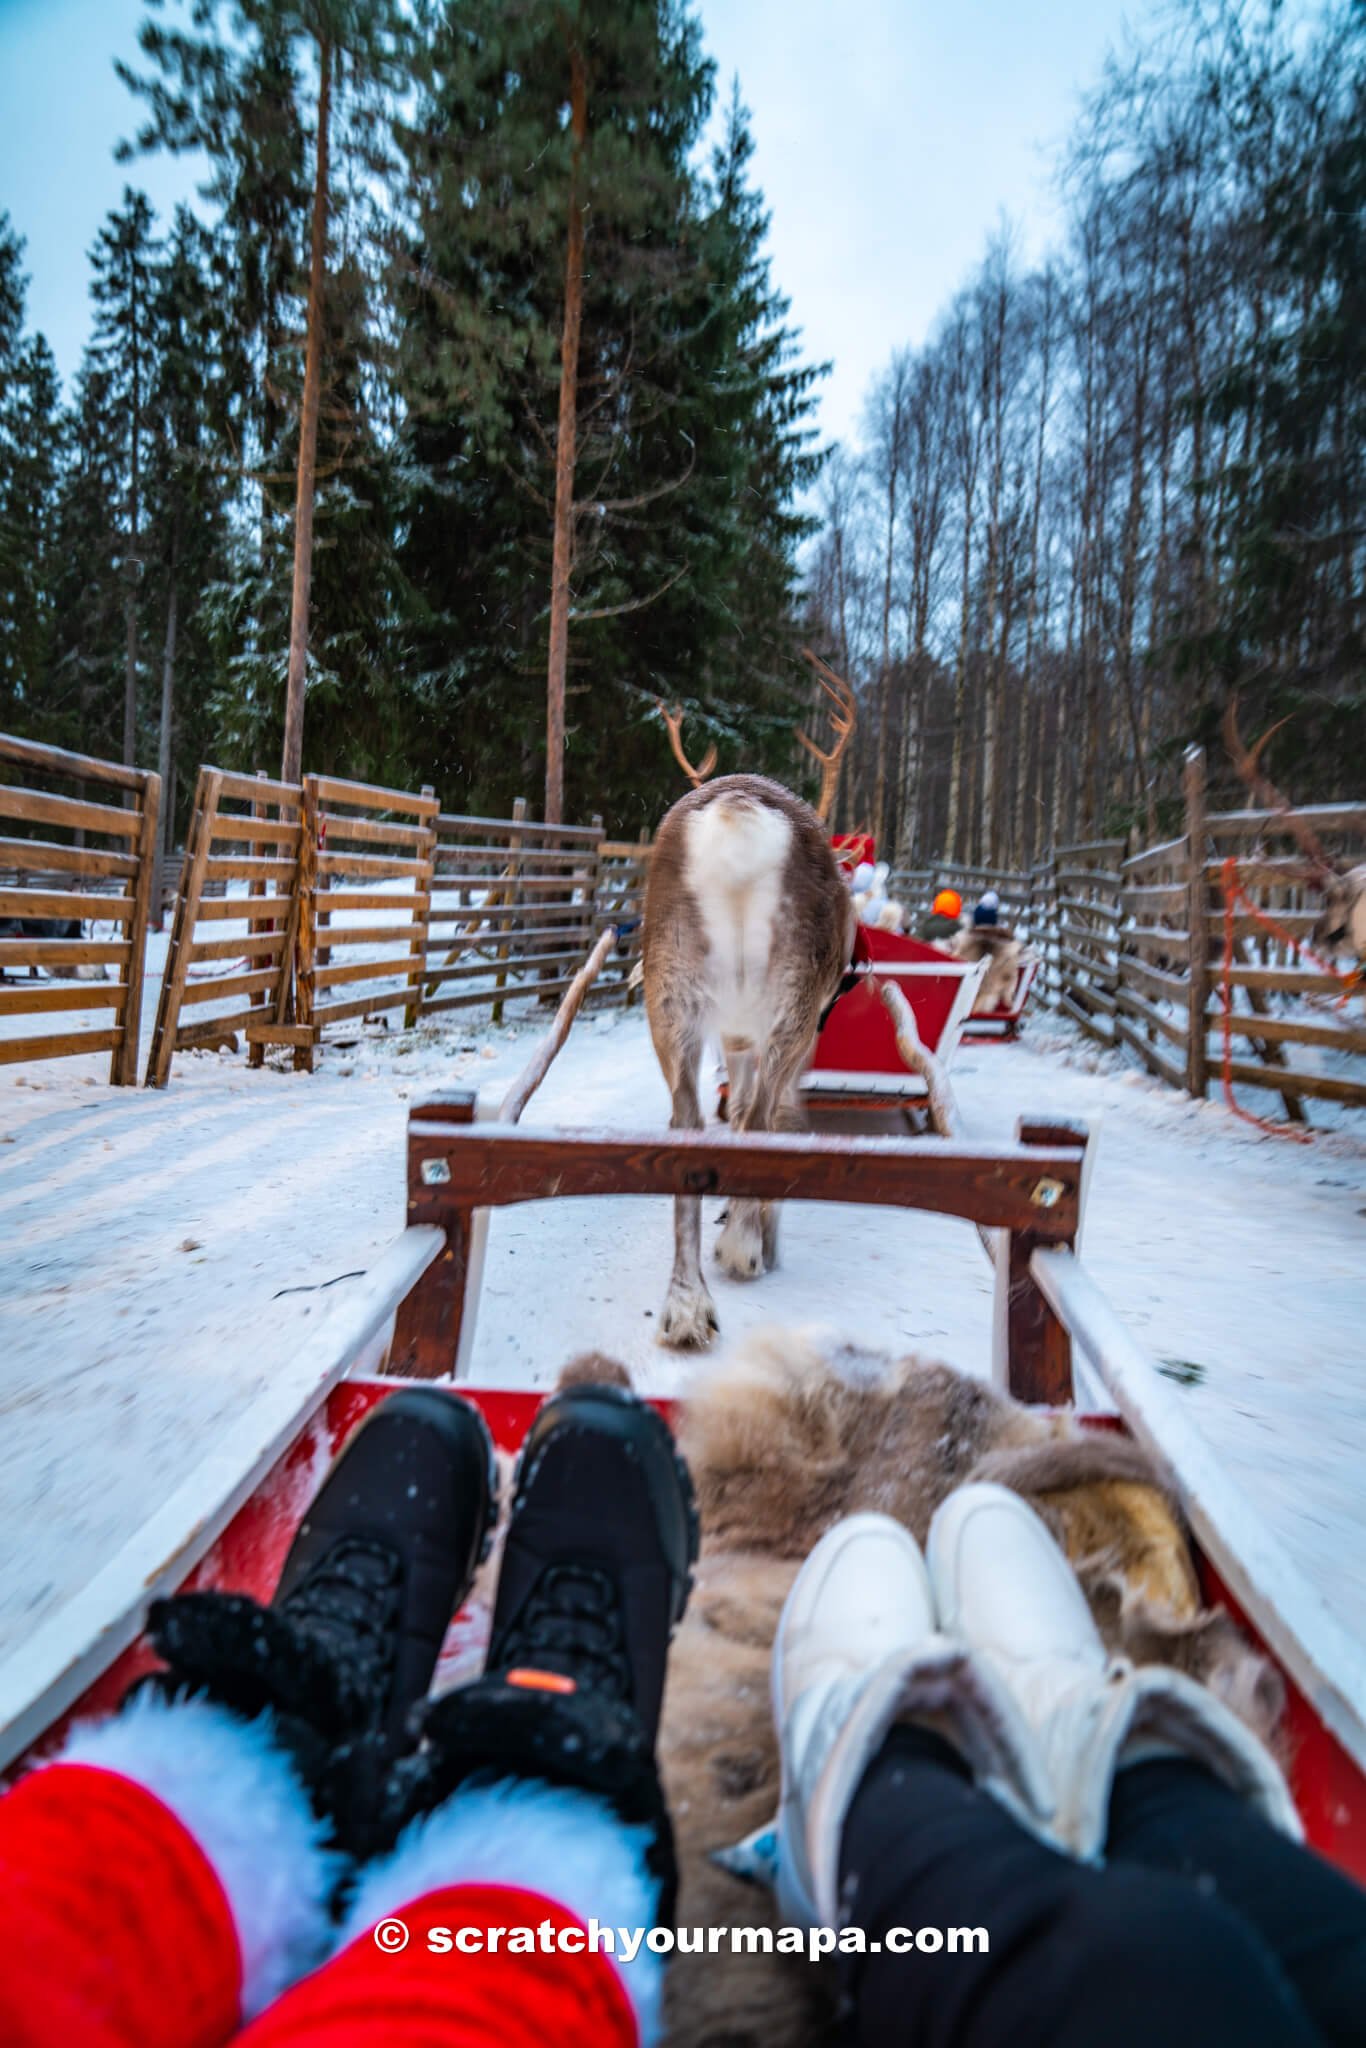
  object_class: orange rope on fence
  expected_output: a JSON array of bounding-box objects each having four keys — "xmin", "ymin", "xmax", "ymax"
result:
[{"xmin": 1216, "ymin": 855, "xmax": 1356, "ymax": 1141}]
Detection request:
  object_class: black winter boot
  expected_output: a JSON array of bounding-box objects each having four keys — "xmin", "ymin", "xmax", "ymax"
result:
[
  {"xmin": 144, "ymin": 1388, "xmax": 496, "ymax": 1849},
  {"xmin": 382, "ymin": 1385, "xmax": 698, "ymax": 1916}
]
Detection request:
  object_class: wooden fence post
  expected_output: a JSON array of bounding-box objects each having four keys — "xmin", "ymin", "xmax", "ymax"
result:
[
  {"xmin": 294, "ymin": 776, "xmax": 319, "ymax": 1072},
  {"xmin": 585, "ymin": 811, "xmax": 604, "ymax": 982},
  {"xmin": 1183, "ymin": 745, "xmax": 1209, "ymax": 1099},
  {"xmin": 146, "ymin": 768, "xmax": 221, "ymax": 1088},
  {"xmin": 492, "ymin": 797, "xmax": 527, "ymax": 1028},
  {"xmin": 405, "ymin": 783, "xmax": 437, "ymax": 1029},
  {"xmin": 247, "ymin": 769, "xmax": 271, "ymax": 1069},
  {"xmin": 116, "ymin": 770, "xmax": 162, "ymax": 1086}
]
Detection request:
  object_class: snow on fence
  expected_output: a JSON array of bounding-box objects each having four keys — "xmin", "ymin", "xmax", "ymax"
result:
[{"xmin": 0, "ymin": 733, "xmax": 161, "ymax": 1083}]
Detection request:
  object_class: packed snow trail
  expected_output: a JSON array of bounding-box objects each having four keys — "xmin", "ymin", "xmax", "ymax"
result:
[{"xmin": 1, "ymin": 1007, "xmax": 1363, "ymax": 1674}]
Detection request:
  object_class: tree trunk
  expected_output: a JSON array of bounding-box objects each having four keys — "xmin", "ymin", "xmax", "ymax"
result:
[
  {"xmin": 281, "ymin": 36, "xmax": 332, "ymax": 787},
  {"xmin": 544, "ymin": 41, "xmax": 588, "ymax": 826},
  {"xmin": 123, "ymin": 304, "xmax": 142, "ymax": 770},
  {"xmin": 157, "ymin": 530, "xmax": 179, "ymax": 863},
  {"xmin": 873, "ymin": 375, "xmax": 905, "ymax": 848}
]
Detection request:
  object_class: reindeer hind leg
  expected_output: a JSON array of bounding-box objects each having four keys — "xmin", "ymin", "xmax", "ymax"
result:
[
  {"xmin": 757, "ymin": 1014, "xmax": 819, "ymax": 1273},
  {"xmin": 656, "ymin": 1013, "xmax": 719, "ymax": 1349}
]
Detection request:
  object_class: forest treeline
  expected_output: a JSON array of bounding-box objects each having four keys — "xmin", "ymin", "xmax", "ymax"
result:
[
  {"xmin": 0, "ymin": 0, "xmax": 823, "ymax": 844},
  {"xmin": 1, "ymin": 0, "xmax": 1362, "ymax": 856},
  {"xmin": 811, "ymin": 0, "xmax": 1366, "ymax": 864}
]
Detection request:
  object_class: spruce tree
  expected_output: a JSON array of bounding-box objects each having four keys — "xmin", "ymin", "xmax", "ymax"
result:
[
  {"xmin": 89, "ymin": 189, "xmax": 160, "ymax": 766},
  {"xmin": 399, "ymin": 3, "xmax": 821, "ymax": 825},
  {"xmin": 122, "ymin": 0, "xmax": 406, "ymax": 781},
  {"xmin": 0, "ymin": 218, "xmax": 66, "ymax": 735}
]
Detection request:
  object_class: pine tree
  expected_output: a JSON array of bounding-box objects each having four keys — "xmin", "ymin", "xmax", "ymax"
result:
[
  {"xmin": 399, "ymin": 5, "xmax": 821, "ymax": 825},
  {"xmin": 0, "ymin": 217, "xmax": 66, "ymax": 734},
  {"xmin": 122, "ymin": 0, "xmax": 406, "ymax": 782},
  {"xmin": 146, "ymin": 207, "xmax": 233, "ymax": 847},
  {"xmin": 89, "ymin": 189, "xmax": 160, "ymax": 766},
  {"xmin": 47, "ymin": 362, "xmax": 128, "ymax": 759}
]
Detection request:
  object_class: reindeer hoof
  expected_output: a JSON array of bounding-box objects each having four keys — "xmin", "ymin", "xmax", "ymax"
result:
[
  {"xmin": 658, "ymin": 1284, "xmax": 719, "ymax": 1350},
  {"xmin": 716, "ymin": 1205, "xmax": 764, "ymax": 1281}
]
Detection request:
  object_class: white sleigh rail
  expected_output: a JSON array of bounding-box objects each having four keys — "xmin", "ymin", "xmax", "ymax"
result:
[{"xmin": 1031, "ymin": 1243, "xmax": 1366, "ymax": 1778}]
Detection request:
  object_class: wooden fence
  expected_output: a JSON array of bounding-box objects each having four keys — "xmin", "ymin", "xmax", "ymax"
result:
[
  {"xmin": 899, "ymin": 748, "xmax": 1366, "ymax": 1116},
  {"xmin": 422, "ymin": 806, "xmax": 607, "ymax": 1023},
  {"xmin": 0, "ymin": 734, "xmax": 160, "ymax": 1083},
  {"xmin": 144, "ymin": 775, "xmax": 651, "ymax": 1080},
  {"xmin": 147, "ymin": 768, "xmax": 303, "ymax": 1085},
  {"xmin": 5, "ymin": 727, "xmax": 1361, "ymax": 1111}
]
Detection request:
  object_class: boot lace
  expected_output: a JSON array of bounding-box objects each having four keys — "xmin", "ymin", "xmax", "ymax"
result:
[
  {"xmin": 281, "ymin": 1537, "xmax": 402, "ymax": 1677},
  {"xmin": 498, "ymin": 1565, "xmax": 632, "ymax": 1701}
]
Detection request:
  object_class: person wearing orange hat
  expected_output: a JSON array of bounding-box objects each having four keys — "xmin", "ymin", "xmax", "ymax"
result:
[{"xmin": 920, "ymin": 887, "xmax": 963, "ymax": 945}]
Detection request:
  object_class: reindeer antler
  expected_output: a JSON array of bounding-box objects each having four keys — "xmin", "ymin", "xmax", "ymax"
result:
[
  {"xmin": 798, "ymin": 648, "xmax": 857, "ymax": 823},
  {"xmin": 656, "ymin": 700, "xmax": 717, "ymax": 789},
  {"xmin": 1222, "ymin": 694, "xmax": 1337, "ymax": 883}
]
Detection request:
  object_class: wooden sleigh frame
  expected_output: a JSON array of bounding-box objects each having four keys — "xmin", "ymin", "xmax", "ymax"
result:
[
  {"xmin": 3, "ymin": 954, "xmax": 1364, "ymax": 1884},
  {"xmin": 961, "ymin": 952, "xmax": 1042, "ymax": 1042}
]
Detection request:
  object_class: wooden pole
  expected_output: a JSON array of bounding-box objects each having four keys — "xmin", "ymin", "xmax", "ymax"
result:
[
  {"xmin": 1183, "ymin": 744, "xmax": 1209, "ymax": 1099},
  {"xmin": 116, "ymin": 770, "xmax": 161, "ymax": 1086},
  {"xmin": 492, "ymin": 797, "xmax": 527, "ymax": 1027},
  {"xmin": 293, "ymin": 775, "xmax": 319, "ymax": 1072},
  {"xmin": 405, "ymin": 784, "xmax": 437, "ymax": 1029},
  {"xmin": 543, "ymin": 38, "xmax": 588, "ymax": 825},
  {"xmin": 146, "ymin": 767, "xmax": 220, "ymax": 1087},
  {"xmin": 500, "ymin": 925, "xmax": 617, "ymax": 1127},
  {"xmin": 280, "ymin": 37, "xmax": 332, "ymax": 786},
  {"xmin": 390, "ymin": 1093, "xmax": 479, "ymax": 1379}
]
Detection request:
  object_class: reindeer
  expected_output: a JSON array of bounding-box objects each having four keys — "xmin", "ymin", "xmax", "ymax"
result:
[
  {"xmin": 642, "ymin": 654, "xmax": 857, "ymax": 1348},
  {"xmin": 1224, "ymin": 699, "xmax": 1366, "ymax": 968}
]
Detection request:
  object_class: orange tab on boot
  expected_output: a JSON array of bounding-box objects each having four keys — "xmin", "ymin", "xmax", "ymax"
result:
[{"xmin": 506, "ymin": 1668, "xmax": 577, "ymax": 1694}]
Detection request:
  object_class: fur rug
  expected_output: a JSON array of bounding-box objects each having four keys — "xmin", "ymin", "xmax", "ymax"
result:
[{"xmin": 553, "ymin": 1330, "xmax": 1284, "ymax": 2048}]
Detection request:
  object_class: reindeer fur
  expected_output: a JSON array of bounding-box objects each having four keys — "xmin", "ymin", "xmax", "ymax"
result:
[
  {"xmin": 949, "ymin": 926, "xmax": 1028, "ymax": 1013},
  {"xmin": 1313, "ymin": 862, "xmax": 1366, "ymax": 966},
  {"xmin": 642, "ymin": 778, "xmax": 854, "ymax": 1348},
  {"xmin": 555, "ymin": 1334, "xmax": 1283, "ymax": 2048}
]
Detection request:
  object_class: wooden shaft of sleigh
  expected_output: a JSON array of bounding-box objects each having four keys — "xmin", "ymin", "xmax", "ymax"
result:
[{"xmin": 390, "ymin": 1099, "xmax": 1087, "ymax": 1398}]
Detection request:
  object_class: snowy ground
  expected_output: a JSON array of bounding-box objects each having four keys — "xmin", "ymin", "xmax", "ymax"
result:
[{"xmin": 2, "ymin": 998, "xmax": 1364, "ymax": 1678}]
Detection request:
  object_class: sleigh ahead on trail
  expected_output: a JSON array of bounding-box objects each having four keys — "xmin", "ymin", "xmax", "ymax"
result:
[
  {"xmin": 2, "ymin": 941, "xmax": 1364, "ymax": 1902},
  {"xmin": 800, "ymin": 926, "xmax": 988, "ymax": 1126},
  {"xmin": 959, "ymin": 952, "xmax": 1042, "ymax": 1043}
]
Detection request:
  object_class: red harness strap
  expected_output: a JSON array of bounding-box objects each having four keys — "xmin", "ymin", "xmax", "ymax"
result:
[{"xmin": 819, "ymin": 923, "xmax": 875, "ymax": 1032}]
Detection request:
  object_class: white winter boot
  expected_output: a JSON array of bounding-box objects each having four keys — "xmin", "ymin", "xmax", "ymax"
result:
[
  {"xmin": 772, "ymin": 1511, "xmax": 1054, "ymax": 1927},
  {"xmin": 927, "ymin": 1481, "xmax": 1302, "ymax": 1863}
]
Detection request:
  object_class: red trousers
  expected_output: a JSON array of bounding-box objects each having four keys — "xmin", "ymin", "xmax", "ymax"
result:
[{"xmin": 0, "ymin": 1763, "xmax": 639, "ymax": 2048}]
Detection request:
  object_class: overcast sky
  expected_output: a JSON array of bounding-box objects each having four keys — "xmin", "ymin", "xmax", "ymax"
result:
[{"xmin": 0, "ymin": 0, "xmax": 1141, "ymax": 448}]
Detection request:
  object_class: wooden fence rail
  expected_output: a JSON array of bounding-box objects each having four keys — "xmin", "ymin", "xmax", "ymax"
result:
[
  {"xmin": 0, "ymin": 733, "xmax": 160, "ymax": 1083},
  {"xmin": 147, "ymin": 768, "xmax": 303, "ymax": 1085},
  {"xmin": 899, "ymin": 751, "xmax": 1366, "ymax": 1119},
  {"xmin": 6, "ymin": 729, "xmax": 1363, "ymax": 1113}
]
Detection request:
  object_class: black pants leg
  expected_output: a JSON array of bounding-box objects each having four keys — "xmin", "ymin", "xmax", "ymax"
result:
[
  {"xmin": 1106, "ymin": 1759, "xmax": 1366, "ymax": 2047},
  {"xmin": 837, "ymin": 1727, "xmax": 1323, "ymax": 2048}
]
